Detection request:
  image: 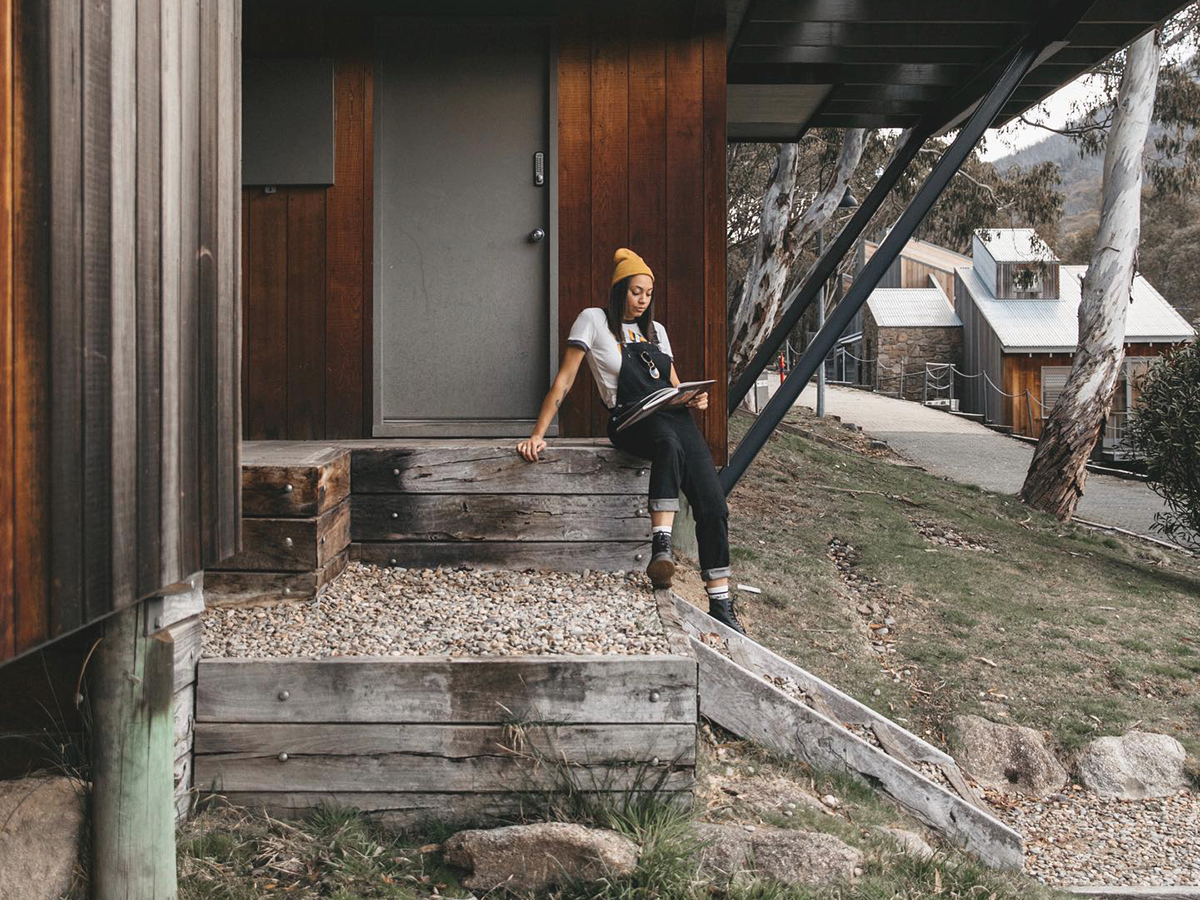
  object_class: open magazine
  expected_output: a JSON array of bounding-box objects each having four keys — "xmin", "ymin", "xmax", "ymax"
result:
[{"xmin": 613, "ymin": 380, "xmax": 715, "ymax": 433}]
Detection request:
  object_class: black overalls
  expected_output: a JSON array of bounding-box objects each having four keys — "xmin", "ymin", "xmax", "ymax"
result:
[{"xmin": 605, "ymin": 326, "xmax": 731, "ymax": 583}]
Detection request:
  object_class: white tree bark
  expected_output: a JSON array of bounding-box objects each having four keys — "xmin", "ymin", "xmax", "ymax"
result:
[
  {"xmin": 1020, "ymin": 30, "xmax": 1162, "ymax": 519},
  {"xmin": 728, "ymin": 129, "xmax": 865, "ymax": 384}
]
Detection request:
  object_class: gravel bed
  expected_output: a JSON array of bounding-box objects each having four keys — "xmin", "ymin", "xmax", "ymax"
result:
[
  {"xmin": 996, "ymin": 789, "xmax": 1200, "ymax": 887},
  {"xmin": 201, "ymin": 561, "xmax": 672, "ymax": 658}
]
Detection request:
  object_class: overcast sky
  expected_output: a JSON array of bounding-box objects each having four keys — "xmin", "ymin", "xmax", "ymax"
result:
[{"xmin": 977, "ymin": 74, "xmax": 1108, "ymax": 162}]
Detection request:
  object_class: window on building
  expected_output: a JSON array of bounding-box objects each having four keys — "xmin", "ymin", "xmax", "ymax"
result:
[{"xmin": 1040, "ymin": 366, "xmax": 1072, "ymax": 418}]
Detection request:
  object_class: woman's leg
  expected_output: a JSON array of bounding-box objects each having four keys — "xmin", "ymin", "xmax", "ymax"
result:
[
  {"xmin": 667, "ymin": 410, "xmax": 747, "ymax": 634},
  {"xmin": 610, "ymin": 417, "xmax": 685, "ymax": 585}
]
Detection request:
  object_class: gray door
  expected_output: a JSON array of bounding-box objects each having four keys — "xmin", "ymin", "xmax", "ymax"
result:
[{"xmin": 373, "ymin": 18, "xmax": 553, "ymax": 436}]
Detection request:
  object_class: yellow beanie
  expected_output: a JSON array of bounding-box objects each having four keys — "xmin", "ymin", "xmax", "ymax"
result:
[{"xmin": 610, "ymin": 247, "xmax": 654, "ymax": 287}]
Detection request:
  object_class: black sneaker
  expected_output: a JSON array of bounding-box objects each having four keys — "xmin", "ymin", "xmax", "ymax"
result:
[
  {"xmin": 646, "ymin": 531, "xmax": 675, "ymax": 588},
  {"xmin": 708, "ymin": 590, "xmax": 747, "ymax": 635}
]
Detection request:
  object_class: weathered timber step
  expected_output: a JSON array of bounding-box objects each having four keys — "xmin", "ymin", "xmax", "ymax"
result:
[
  {"xmin": 193, "ymin": 723, "xmax": 696, "ymax": 793},
  {"xmin": 204, "ymin": 550, "xmax": 349, "ymax": 606},
  {"xmin": 671, "ymin": 594, "xmax": 1023, "ymax": 871},
  {"xmin": 351, "ymin": 540, "xmax": 651, "ymax": 571},
  {"xmin": 241, "ymin": 443, "xmax": 351, "ymax": 516},
  {"xmin": 351, "ymin": 493, "xmax": 648, "ymax": 542},
  {"xmin": 193, "ymin": 650, "xmax": 699, "ymax": 821},
  {"xmin": 350, "ymin": 442, "xmax": 650, "ymax": 494},
  {"xmin": 209, "ymin": 498, "xmax": 350, "ymax": 572},
  {"xmin": 197, "ymin": 656, "xmax": 697, "ymax": 725}
]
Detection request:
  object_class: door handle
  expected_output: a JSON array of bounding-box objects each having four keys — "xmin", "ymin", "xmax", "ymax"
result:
[{"xmin": 529, "ymin": 228, "xmax": 546, "ymax": 243}]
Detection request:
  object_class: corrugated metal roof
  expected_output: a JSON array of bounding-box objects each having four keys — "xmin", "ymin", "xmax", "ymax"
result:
[
  {"xmin": 866, "ymin": 288, "xmax": 962, "ymax": 328},
  {"xmin": 956, "ymin": 264, "xmax": 1197, "ymax": 352},
  {"xmin": 975, "ymin": 228, "xmax": 1058, "ymax": 263}
]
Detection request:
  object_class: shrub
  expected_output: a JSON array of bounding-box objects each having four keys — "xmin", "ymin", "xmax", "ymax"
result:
[{"xmin": 1126, "ymin": 342, "xmax": 1200, "ymax": 548}]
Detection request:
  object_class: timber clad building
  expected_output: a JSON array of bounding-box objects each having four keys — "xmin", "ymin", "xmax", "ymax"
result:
[{"xmin": 0, "ymin": 1, "xmax": 1193, "ymax": 880}]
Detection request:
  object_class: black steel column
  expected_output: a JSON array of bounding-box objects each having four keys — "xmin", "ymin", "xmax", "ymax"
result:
[
  {"xmin": 726, "ymin": 125, "xmax": 931, "ymax": 414},
  {"xmin": 720, "ymin": 41, "xmax": 1043, "ymax": 495}
]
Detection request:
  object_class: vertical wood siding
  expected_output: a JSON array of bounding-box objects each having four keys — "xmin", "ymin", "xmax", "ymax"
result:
[
  {"xmin": 1, "ymin": 0, "xmax": 242, "ymax": 666},
  {"xmin": 558, "ymin": 6, "xmax": 727, "ymax": 460},
  {"xmin": 240, "ymin": 5, "xmax": 727, "ymax": 461},
  {"xmin": 240, "ymin": 6, "xmax": 371, "ymax": 442},
  {"xmin": 1003, "ymin": 344, "xmax": 1168, "ymax": 438}
]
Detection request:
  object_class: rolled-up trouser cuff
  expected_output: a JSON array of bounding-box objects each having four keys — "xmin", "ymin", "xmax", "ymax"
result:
[
  {"xmin": 649, "ymin": 497, "xmax": 681, "ymax": 512},
  {"xmin": 701, "ymin": 566, "xmax": 731, "ymax": 581}
]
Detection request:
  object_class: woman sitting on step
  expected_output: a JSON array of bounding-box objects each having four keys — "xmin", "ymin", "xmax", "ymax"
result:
[{"xmin": 516, "ymin": 248, "xmax": 747, "ymax": 635}]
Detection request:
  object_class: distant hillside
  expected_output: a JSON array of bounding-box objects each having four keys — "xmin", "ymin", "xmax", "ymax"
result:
[
  {"xmin": 995, "ymin": 127, "xmax": 1200, "ymax": 328},
  {"xmin": 993, "ymin": 133, "xmax": 1104, "ymax": 244}
]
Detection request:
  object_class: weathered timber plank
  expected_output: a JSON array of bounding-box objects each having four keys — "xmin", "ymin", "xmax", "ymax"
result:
[
  {"xmin": 351, "ymin": 445, "xmax": 650, "ymax": 494},
  {"xmin": 210, "ymin": 499, "xmax": 349, "ymax": 571},
  {"xmin": 134, "ymin": 0, "xmax": 162, "ymax": 598},
  {"xmin": 351, "ymin": 493, "xmax": 647, "ymax": 542},
  {"xmin": 195, "ymin": 723, "xmax": 696, "ymax": 765},
  {"xmin": 158, "ymin": 0, "xmax": 182, "ymax": 583},
  {"xmin": 691, "ymin": 639, "xmax": 1022, "ymax": 870},
  {"xmin": 351, "ymin": 540, "xmax": 651, "ymax": 573},
  {"xmin": 673, "ymin": 594, "xmax": 952, "ymax": 766},
  {"xmin": 196, "ymin": 656, "xmax": 697, "ymax": 725},
  {"xmin": 209, "ymin": 790, "xmax": 694, "ymax": 829},
  {"xmin": 240, "ymin": 444, "xmax": 350, "ymax": 517},
  {"xmin": 204, "ymin": 549, "xmax": 348, "ymax": 607},
  {"xmin": 110, "ymin": 0, "xmax": 137, "ymax": 608},
  {"xmin": 195, "ymin": 754, "xmax": 693, "ymax": 795},
  {"xmin": 169, "ymin": 616, "xmax": 203, "ymax": 691},
  {"xmin": 157, "ymin": 574, "xmax": 206, "ymax": 632},
  {"xmin": 654, "ymin": 589, "xmax": 694, "ymax": 659}
]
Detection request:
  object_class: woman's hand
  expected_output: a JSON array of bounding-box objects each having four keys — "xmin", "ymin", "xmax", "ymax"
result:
[
  {"xmin": 516, "ymin": 435, "xmax": 547, "ymax": 461},
  {"xmin": 687, "ymin": 391, "xmax": 709, "ymax": 410}
]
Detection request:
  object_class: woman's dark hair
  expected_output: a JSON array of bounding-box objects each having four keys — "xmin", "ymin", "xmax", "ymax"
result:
[{"xmin": 606, "ymin": 276, "xmax": 656, "ymax": 342}]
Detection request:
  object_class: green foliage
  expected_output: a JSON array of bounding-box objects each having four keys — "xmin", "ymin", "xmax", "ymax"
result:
[{"xmin": 1126, "ymin": 342, "xmax": 1200, "ymax": 548}]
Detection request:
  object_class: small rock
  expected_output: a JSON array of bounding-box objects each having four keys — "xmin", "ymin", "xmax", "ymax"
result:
[
  {"xmin": 443, "ymin": 822, "xmax": 639, "ymax": 892},
  {"xmin": 752, "ymin": 830, "xmax": 863, "ymax": 885},
  {"xmin": 821, "ymin": 794, "xmax": 841, "ymax": 809},
  {"xmin": 0, "ymin": 776, "xmax": 87, "ymax": 900},
  {"xmin": 1077, "ymin": 732, "xmax": 1190, "ymax": 800},
  {"xmin": 874, "ymin": 825, "xmax": 936, "ymax": 861},
  {"xmin": 951, "ymin": 715, "xmax": 1067, "ymax": 798}
]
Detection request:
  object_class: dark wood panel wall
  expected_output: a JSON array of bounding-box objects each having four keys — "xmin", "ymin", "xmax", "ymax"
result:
[
  {"xmin": 241, "ymin": 6, "xmax": 372, "ymax": 441},
  {"xmin": 239, "ymin": 3, "xmax": 727, "ymax": 461},
  {"xmin": 557, "ymin": 7, "xmax": 728, "ymax": 461},
  {"xmin": 2, "ymin": 0, "xmax": 242, "ymax": 666}
]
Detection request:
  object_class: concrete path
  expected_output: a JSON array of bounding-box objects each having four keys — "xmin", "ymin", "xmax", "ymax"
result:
[{"xmin": 774, "ymin": 380, "xmax": 1167, "ymax": 537}]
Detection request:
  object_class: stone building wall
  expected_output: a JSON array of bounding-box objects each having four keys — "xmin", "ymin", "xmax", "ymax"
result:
[{"xmin": 862, "ymin": 310, "xmax": 962, "ymax": 402}]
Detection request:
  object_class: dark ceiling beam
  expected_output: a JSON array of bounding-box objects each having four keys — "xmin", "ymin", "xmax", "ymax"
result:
[
  {"xmin": 737, "ymin": 21, "xmax": 1024, "ymax": 46},
  {"xmin": 727, "ymin": 63, "xmax": 971, "ymax": 85},
  {"xmin": 738, "ymin": 20, "xmax": 1157, "ymax": 47},
  {"xmin": 746, "ymin": 0, "xmax": 1159, "ymax": 24},
  {"xmin": 734, "ymin": 46, "xmax": 1000, "ymax": 66},
  {"xmin": 734, "ymin": 43, "xmax": 1128, "ymax": 68}
]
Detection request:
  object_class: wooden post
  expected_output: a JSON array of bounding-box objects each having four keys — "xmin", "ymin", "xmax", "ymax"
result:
[{"xmin": 91, "ymin": 599, "xmax": 178, "ymax": 900}]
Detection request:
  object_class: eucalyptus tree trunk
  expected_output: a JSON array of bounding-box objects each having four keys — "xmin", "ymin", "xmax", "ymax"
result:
[
  {"xmin": 1020, "ymin": 30, "xmax": 1161, "ymax": 519},
  {"xmin": 728, "ymin": 129, "xmax": 865, "ymax": 385}
]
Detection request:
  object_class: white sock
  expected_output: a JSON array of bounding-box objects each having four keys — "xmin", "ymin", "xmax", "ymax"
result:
[
  {"xmin": 706, "ymin": 584, "xmax": 730, "ymax": 600},
  {"xmin": 652, "ymin": 525, "xmax": 672, "ymax": 535}
]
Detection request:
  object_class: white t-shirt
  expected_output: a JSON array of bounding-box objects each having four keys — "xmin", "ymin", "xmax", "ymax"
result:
[{"xmin": 566, "ymin": 307, "xmax": 673, "ymax": 410}]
